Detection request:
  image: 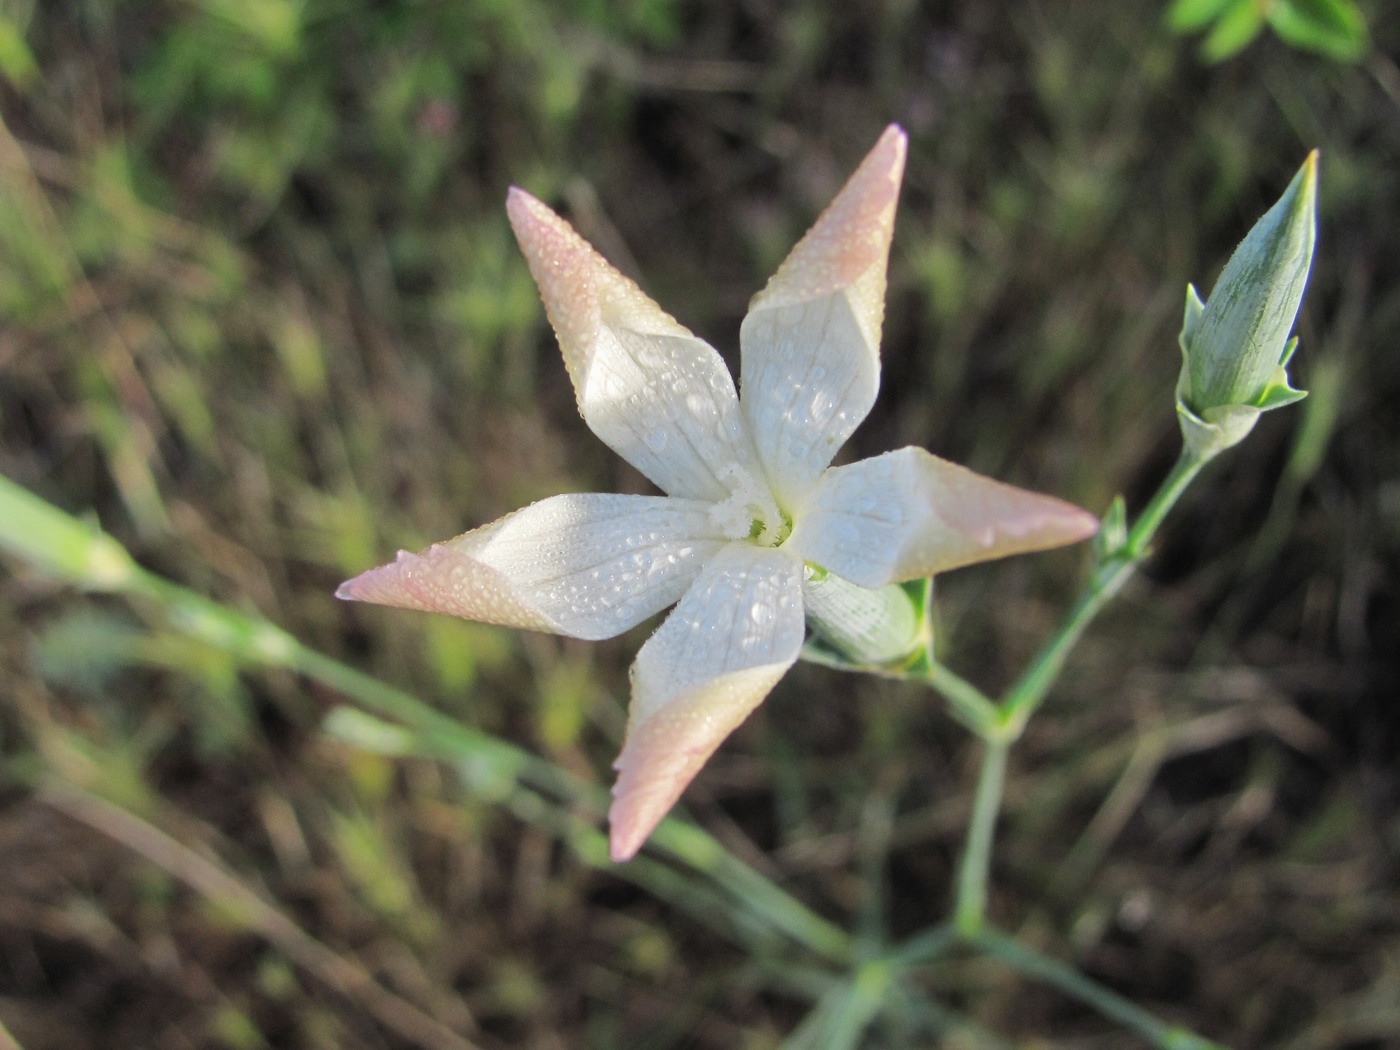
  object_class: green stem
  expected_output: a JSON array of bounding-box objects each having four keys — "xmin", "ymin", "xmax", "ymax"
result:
[
  {"xmin": 970, "ymin": 927, "xmax": 1228, "ymax": 1050},
  {"xmin": 952, "ymin": 737, "xmax": 1008, "ymax": 935},
  {"xmin": 887, "ymin": 921, "xmax": 957, "ymax": 967},
  {"xmin": 1000, "ymin": 449, "xmax": 1206, "ymax": 736},
  {"xmin": 648, "ymin": 820, "xmax": 854, "ymax": 963},
  {"xmin": 1125, "ymin": 447, "xmax": 1209, "ymax": 559},
  {"xmin": 916, "ymin": 657, "xmax": 1001, "ymax": 736},
  {"xmin": 120, "ymin": 565, "xmax": 854, "ymax": 965}
]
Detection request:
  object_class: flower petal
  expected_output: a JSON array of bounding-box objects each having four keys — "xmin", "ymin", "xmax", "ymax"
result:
[
  {"xmin": 789, "ymin": 447, "xmax": 1099, "ymax": 587},
  {"xmin": 337, "ymin": 494, "xmax": 728, "ymax": 640},
  {"xmin": 507, "ymin": 188, "xmax": 762, "ymax": 503},
  {"xmin": 739, "ymin": 125, "xmax": 906, "ymax": 508},
  {"xmin": 609, "ymin": 543, "xmax": 805, "ymax": 861}
]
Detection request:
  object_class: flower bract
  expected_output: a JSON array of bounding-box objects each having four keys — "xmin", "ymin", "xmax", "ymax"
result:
[{"xmin": 338, "ymin": 125, "xmax": 1098, "ymax": 861}]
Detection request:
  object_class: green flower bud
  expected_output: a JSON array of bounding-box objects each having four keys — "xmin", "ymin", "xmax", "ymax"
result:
[
  {"xmin": 801, "ymin": 564, "xmax": 926, "ymax": 668},
  {"xmin": 1177, "ymin": 152, "xmax": 1317, "ymax": 459}
]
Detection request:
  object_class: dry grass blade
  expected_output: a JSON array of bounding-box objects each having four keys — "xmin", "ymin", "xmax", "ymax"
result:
[{"xmin": 39, "ymin": 786, "xmax": 481, "ymax": 1050}]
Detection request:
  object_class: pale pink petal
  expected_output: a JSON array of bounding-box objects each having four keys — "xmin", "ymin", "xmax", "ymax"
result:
[
  {"xmin": 789, "ymin": 447, "xmax": 1099, "ymax": 587},
  {"xmin": 337, "ymin": 494, "xmax": 727, "ymax": 640},
  {"xmin": 739, "ymin": 125, "xmax": 907, "ymax": 508},
  {"xmin": 507, "ymin": 189, "xmax": 764, "ymax": 503},
  {"xmin": 609, "ymin": 543, "xmax": 805, "ymax": 861}
]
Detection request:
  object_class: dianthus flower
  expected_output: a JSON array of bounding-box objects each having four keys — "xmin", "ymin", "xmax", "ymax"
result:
[{"xmin": 339, "ymin": 126, "xmax": 1098, "ymax": 860}]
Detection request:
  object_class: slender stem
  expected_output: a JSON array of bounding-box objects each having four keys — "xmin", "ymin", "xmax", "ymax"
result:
[
  {"xmin": 784, "ymin": 960, "xmax": 894, "ymax": 1050},
  {"xmin": 887, "ymin": 921, "xmax": 957, "ymax": 966},
  {"xmin": 971, "ymin": 927, "xmax": 1227, "ymax": 1050},
  {"xmin": 121, "ymin": 565, "xmax": 855, "ymax": 965},
  {"xmin": 127, "ymin": 565, "xmax": 558, "ymax": 787},
  {"xmin": 1000, "ymin": 449, "xmax": 1206, "ymax": 735},
  {"xmin": 916, "ymin": 657, "xmax": 1001, "ymax": 736},
  {"xmin": 922, "ymin": 447, "xmax": 1220, "ymax": 1041},
  {"xmin": 1125, "ymin": 448, "xmax": 1208, "ymax": 559},
  {"xmin": 953, "ymin": 738, "xmax": 1009, "ymax": 935},
  {"xmin": 649, "ymin": 820, "xmax": 854, "ymax": 963}
]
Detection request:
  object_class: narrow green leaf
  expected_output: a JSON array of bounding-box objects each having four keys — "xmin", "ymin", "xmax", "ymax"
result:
[
  {"xmin": 0, "ymin": 474, "xmax": 136, "ymax": 590},
  {"xmin": 0, "ymin": 16, "xmax": 38, "ymax": 89},
  {"xmin": 1201, "ymin": 0, "xmax": 1267, "ymax": 61},
  {"xmin": 1270, "ymin": 0, "xmax": 1367, "ymax": 61},
  {"xmin": 1166, "ymin": 0, "xmax": 1237, "ymax": 32},
  {"xmin": 1283, "ymin": 352, "xmax": 1345, "ymax": 487}
]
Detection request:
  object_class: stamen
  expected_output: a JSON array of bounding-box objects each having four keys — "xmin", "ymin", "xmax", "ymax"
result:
[{"xmin": 707, "ymin": 463, "xmax": 787, "ymax": 545}]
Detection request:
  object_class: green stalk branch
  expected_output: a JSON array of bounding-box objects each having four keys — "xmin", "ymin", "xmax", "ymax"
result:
[
  {"xmin": 1001, "ymin": 448, "xmax": 1207, "ymax": 736},
  {"xmin": 0, "ymin": 476, "xmax": 851, "ymax": 966},
  {"xmin": 953, "ymin": 738, "xmax": 1008, "ymax": 934},
  {"xmin": 916, "ymin": 657, "xmax": 1001, "ymax": 737},
  {"xmin": 971, "ymin": 927, "xmax": 1226, "ymax": 1050},
  {"xmin": 133, "ymin": 566, "xmax": 854, "ymax": 965},
  {"xmin": 943, "ymin": 449, "xmax": 1208, "ymax": 930}
]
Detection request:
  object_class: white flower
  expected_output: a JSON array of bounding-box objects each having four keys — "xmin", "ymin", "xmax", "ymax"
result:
[{"xmin": 338, "ymin": 126, "xmax": 1098, "ymax": 861}]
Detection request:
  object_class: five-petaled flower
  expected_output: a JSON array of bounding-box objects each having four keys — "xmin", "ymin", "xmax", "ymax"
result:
[{"xmin": 337, "ymin": 126, "xmax": 1099, "ymax": 861}]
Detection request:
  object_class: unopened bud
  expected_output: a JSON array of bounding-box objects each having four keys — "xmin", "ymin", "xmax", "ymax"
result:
[
  {"xmin": 801, "ymin": 565, "xmax": 924, "ymax": 667},
  {"xmin": 1177, "ymin": 152, "xmax": 1317, "ymax": 458}
]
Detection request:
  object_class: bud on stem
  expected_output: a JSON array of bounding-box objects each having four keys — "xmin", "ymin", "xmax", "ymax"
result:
[
  {"xmin": 1177, "ymin": 152, "xmax": 1318, "ymax": 459},
  {"xmin": 802, "ymin": 565, "xmax": 924, "ymax": 667}
]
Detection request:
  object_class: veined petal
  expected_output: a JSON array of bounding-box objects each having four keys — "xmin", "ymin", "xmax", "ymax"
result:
[
  {"xmin": 507, "ymin": 188, "xmax": 762, "ymax": 503},
  {"xmin": 739, "ymin": 125, "xmax": 906, "ymax": 508},
  {"xmin": 789, "ymin": 447, "xmax": 1099, "ymax": 587},
  {"xmin": 609, "ymin": 543, "xmax": 805, "ymax": 861},
  {"xmin": 337, "ymin": 494, "xmax": 728, "ymax": 640}
]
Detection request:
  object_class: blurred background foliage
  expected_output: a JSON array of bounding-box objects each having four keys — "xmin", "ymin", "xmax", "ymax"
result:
[{"xmin": 0, "ymin": 0, "xmax": 1397, "ymax": 1047}]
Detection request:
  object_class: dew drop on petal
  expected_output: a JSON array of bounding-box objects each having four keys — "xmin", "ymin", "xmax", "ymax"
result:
[{"xmin": 685, "ymin": 391, "xmax": 719, "ymax": 425}]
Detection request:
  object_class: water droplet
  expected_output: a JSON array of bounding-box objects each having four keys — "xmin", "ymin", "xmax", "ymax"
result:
[
  {"xmin": 685, "ymin": 391, "xmax": 717, "ymax": 423},
  {"xmin": 645, "ymin": 429, "xmax": 669, "ymax": 452},
  {"xmin": 749, "ymin": 603, "xmax": 775, "ymax": 626}
]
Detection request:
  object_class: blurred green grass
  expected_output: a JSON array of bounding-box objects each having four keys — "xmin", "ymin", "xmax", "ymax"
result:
[{"xmin": 2, "ymin": 1, "xmax": 1398, "ymax": 1047}]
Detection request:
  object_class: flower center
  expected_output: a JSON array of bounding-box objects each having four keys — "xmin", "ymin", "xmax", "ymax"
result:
[
  {"xmin": 707, "ymin": 464, "xmax": 790, "ymax": 547},
  {"xmin": 748, "ymin": 509, "xmax": 793, "ymax": 547}
]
